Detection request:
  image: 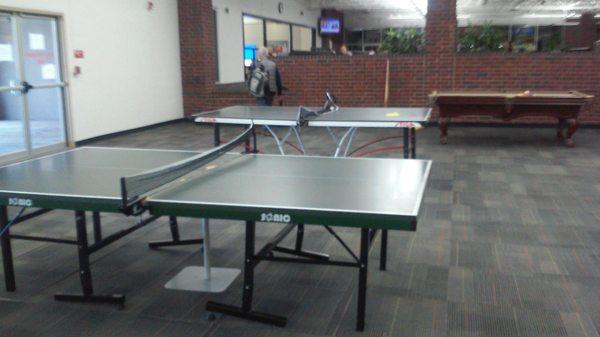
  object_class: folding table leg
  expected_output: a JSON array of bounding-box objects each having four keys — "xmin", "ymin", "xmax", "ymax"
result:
[
  {"xmin": 357, "ymin": 228, "xmax": 370, "ymax": 331},
  {"xmin": 411, "ymin": 127, "xmax": 416, "ymax": 158},
  {"xmin": 54, "ymin": 211, "xmax": 125, "ymax": 307},
  {"xmin": 214, "ymin": 124, "xmax": 221, "ymax": 147},
  {"xmin": 206, "ymin": 221, "xmax": 287, "ymax": 326},
  {"xmin": 380, "ymin": 230, "xmax": 388, "ymax": 271},
  {"xmin": 92, "ymin": 212, "xmax": 102, "ymax": 243},
  {"xmin": 0, "ymin": 206, "xmax": 15, "ymax": 292}
]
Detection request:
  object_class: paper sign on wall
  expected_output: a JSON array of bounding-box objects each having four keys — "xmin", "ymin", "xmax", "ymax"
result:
[
  {"xmin": 41, "ymin": 64, "xmax": 57, "ymax": 80},
  {"xmin": 29, "ymin": 33, "xmax": 46, "ymax": 50},
  {"xmin": 0, "ymin": 44, "xmax": 13, "ymax": 62}
]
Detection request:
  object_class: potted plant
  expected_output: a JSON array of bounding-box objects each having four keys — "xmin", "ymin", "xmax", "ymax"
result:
[{"xmin": 379, "ymin": 27, "xmax": 424, "ymax": 54}]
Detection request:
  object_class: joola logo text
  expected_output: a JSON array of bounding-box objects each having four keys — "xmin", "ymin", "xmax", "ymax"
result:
[
  {"xmin": 8, "ymin": 198, "xmax": 33, "ymax": 207},
  {"xmin": 260, "ymin": 213, "xmax": 291, "ymax": 223}
]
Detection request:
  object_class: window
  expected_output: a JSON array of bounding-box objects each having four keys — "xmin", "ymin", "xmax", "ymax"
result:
[
  {"xmin": 243, "ymin": 15, "xmax": 264, "ymax": 67},
  {"xmin": 292, "ymin": 25, "xmax": 312, "ymax": 52},
  {"xmin": 511, "ymin": 26, "xmax": 536, "ymax": 53},
  {"xmin": 538, "ymin": 26, "xmax": 563, "ymax": 52},
  {"xmin": 242, "ymin": 14, "xmax": 315, "ymax": 75},
  {"xmin": 266, "ymin": 20, "xmax": 290, "ymax": 56}
]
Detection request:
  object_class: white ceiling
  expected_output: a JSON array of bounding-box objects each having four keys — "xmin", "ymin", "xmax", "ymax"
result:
[{"xmin": 305, "ymin": 0, "xmax": 600, "ymax": 29}]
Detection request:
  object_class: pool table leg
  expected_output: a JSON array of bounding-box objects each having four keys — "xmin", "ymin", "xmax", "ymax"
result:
[
  {"xmin": 556, "ymin": 119, "xmax": 565, "ymax": 140},
  {"xmin": 564, "ymin": 118, "xmax": 578, "ymax": 147},
  {"xmin": 439, "ymin": 117, "xmax": 449, "ymax": 144}
]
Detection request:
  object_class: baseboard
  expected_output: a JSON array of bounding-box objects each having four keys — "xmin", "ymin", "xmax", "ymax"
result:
[
  {"xmin": 426, "ymin": 121, "xmax": 600, "ymax": 129},
  {"xmin": 75, "ymin": 118, "xmax": 186, "ymax": 146}
]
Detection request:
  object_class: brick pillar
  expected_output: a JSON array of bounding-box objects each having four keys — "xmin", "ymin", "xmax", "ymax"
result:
[
  {"xmin": 578, "ymin": 13, "xmax": 597, "ymax": 49},
  {"xmin": 425, "ymin": 0, "xmax": 457, "ymax": 93},
  {"xmin": 178, "ymin": 0, "xmax": 217, "ymax": 115}
]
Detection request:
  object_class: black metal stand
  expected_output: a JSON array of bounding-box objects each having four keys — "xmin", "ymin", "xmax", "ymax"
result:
[
  {"xmin": 380, "ymin": 229, "xmax": 388, "ymax": 271},
  {"xmin": 93, "ymin": 211, "xmax": 102, "ymax": 243},
  {"xmin": 2, "ymin": 208, "xmax": 160, "ymax": 307},
  {"xmin": 410, "ymin": 127, "xmax": 417, "ymax": 159},
  {"xmin": 1, "ymin": 206, "xmax": 15, "ymax": 292},
  {"xmin": 148, "ymin": 216, "xmax": 204, "ymax": 249},
  {"xmin": 214, "ymin": 124, "xmax": 221, "ymax": 147},
  {"xmin": 54, "ymin": 211, "xmax": 125, "ymax": 308},
  {"xmin": 206, "ymin": 221, "xmax": 287, "ymax": 327},
  {"xmin": 207, "ymin": 222, "xmax": 371, "ymax": 331},
  {"xmin": 252, "ymin": 126, "xmax": 258, "ymax": 154}
]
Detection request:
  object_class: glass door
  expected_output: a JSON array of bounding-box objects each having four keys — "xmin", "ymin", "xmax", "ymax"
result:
[
  {"xmin": 0, "ymin": 13, "xmax": 27, "ymax": 157},
  {"xmin": 0, "ymin": 12, "xmax": 67, "ymax": 162},
  {"xmin": 21, "ymin": 15, "xmax": 66, "ymax": 150}
]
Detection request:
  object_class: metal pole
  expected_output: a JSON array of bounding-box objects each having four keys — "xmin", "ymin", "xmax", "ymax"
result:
[{"xmin": 201, "ymin": 218, "xmax": 211, "ymax": 280}]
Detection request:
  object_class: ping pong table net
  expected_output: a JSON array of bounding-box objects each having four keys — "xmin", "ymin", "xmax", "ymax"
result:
[
  {"xmin": 119, "ymin": 124, "xmax": 254, "ymax": 215},
  {"xmin": 298, "ymin": 103, "xmax": 339, "ymax": 125}
]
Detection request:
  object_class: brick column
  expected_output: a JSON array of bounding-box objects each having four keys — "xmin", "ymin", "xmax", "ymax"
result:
[
  {"xmin": 425, "ymin": 0, "xmax": 457, "ymax": 93},
  {"xmin": 178, "ymin": 0, "xmax": 217, "ymax": 115}
]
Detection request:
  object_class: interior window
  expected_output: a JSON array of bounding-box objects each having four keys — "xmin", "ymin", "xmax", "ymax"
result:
[
  {"xmin": 266, "ymin": 20, "xmax": 291, "ymax": 56},
  {"xmin": 243, "ymin": 15, "xmax": 264, "ymax": 67},
  {"xmin": 292, "ymin": 25, "xmax": 312, "ymax": 52}
]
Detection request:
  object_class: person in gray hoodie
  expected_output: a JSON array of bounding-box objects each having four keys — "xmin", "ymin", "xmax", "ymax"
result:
[{"xmin": 251, "ymin": 47, "xmax": 283, "ymax": 106}]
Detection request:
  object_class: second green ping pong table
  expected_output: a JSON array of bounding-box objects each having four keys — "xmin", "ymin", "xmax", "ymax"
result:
[{"xmin": 194, "ymin": 105, "xmax": 432, "ymax": 158}]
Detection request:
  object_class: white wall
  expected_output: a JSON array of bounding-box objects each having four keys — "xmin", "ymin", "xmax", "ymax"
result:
[
  {"xmin": 0, "ymin": 0, "xmax": 183, "ymax": 142},
  {"xmin": 213, "ymin": 0, "xmax": 321, "ymax": 83}
]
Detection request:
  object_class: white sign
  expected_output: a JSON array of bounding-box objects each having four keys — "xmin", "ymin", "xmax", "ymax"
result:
[
  {"xmin": 29, "ymin": 33, "xmax": 46, "ymax": 50},
  {"xmin": 41, "ymin": 64, "xmax": 57, "ymax": 80},
  {"xmin": 0, "ymin": 44, "xmax": 13, "ymax": 62}
]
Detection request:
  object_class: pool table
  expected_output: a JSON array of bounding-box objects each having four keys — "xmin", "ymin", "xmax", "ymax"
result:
[{"xmin": 429, "ymin": 91, "xmax": 594, "ymax": 147}]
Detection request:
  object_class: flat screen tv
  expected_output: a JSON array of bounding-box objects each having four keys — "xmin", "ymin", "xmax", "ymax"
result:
[{"xmin": 319, "ymin": 17, "xmax": 341, "ymax": 34}]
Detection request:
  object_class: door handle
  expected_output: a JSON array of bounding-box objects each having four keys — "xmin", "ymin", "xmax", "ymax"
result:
[{"xmin": 21, "ymin": 81, "xmax": 34, "ymax": 94}]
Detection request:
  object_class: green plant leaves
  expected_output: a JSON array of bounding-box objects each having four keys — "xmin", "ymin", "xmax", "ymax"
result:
[{"xmin": 379, "ymin": 27, "xmax": 424, "ymax": 54}]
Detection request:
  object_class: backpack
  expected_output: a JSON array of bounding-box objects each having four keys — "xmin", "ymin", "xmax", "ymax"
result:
[{"xmin": 248, "ymin": 64, "xmax": 269, "ymax": 98}]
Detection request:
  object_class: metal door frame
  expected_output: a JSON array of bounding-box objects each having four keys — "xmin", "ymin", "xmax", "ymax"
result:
[{"xmin": 0, "ymin": 9, "xmax": 70, "ymax": 165}]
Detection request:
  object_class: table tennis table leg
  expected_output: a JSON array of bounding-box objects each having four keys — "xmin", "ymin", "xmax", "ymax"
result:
[
  {"xmin": 1, "ymin": 206, "xmax": 16, "ymax": 292},
  {"xmin": 357, "ymin": 228, "xmax": 369, "ymax": 331},
  {"xmin": 411, "ymin": 127, "xmax": 416, "ymax": 159},
  {"xmin": 148, "ymin": 216, "xmax": 204, "ymax": 249},
  {"xmin": 206, "ymin": 220, "xmax": 287, "ymax": 327},
  {"xmin": 214, "ymin": 124, "xmax": 221, "ymax": 147},
  {"xmin": 92, "ymin": 212, "xmax": 102, "ymax": 243},
  {"xmin": 252, "ymin": 127, "xmax": 258, "ymax": 154},
  {"xmin": 403, "ymin": 128, "xmax": 409, "ymax": 158},
  {"xmin": 54, "ymin": 211, "xmax": 125, "ymax": 307},
  {"xmin": 334, "ymin": 127, "xmax": 357, "ymax": 157}
]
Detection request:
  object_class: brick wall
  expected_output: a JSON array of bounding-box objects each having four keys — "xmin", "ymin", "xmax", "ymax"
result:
[{"xmin": 178, "ymin": 0, "xmax": 600, "ymax": 125}]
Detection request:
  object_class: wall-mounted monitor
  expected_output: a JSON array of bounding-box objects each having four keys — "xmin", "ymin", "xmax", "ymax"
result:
[{"xmin": 319, "ymin": 17, "xmax": 341, "ymax": 34}]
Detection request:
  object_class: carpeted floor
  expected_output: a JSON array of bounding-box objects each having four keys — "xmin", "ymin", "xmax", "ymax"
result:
[{"xmin": 1, "ymin": 121, "xmax": 599, "ymax": 337}]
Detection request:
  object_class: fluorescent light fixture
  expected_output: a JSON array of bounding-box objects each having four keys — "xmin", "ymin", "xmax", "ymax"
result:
[
  {"xmin": 390, "ymin": 14, "xmax": 425, "ymax": 20},
  {"xmin": 522, "ymin": 13, "xmax": 581, "ymax": 19},
  {"xmin": 457, "ymin": 14, "xmax": 471, "ymax": 19}
]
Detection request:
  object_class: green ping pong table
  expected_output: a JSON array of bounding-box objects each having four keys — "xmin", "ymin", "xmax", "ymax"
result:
[{"xmin": 0, "ymin": 127, "xmax": 431, "ymax": 331}]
